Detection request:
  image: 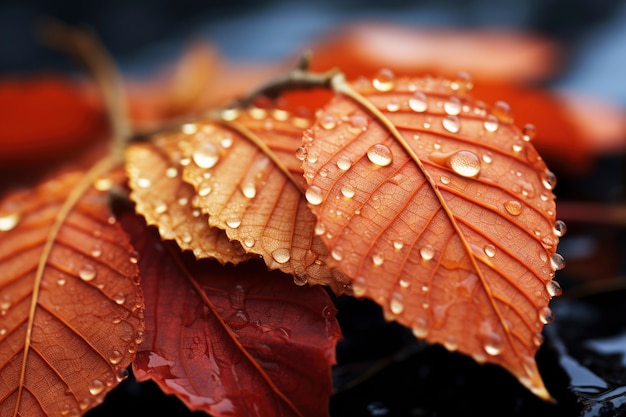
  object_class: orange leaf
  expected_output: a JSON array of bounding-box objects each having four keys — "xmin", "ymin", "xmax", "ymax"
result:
[
  {"xmin": 120, "ymin": 212, "xmax": 341, "ymax": 417},
  {"xmin": 130, "ymin": 109, "xmax": 351, "ymax": 294},
  {"xmin": 301, "ymin": 73, "xmax": 563, "ymax": 400},
  {"xmin": 125, "ymin": 140, "xmax": 251, "ymax": 264},
  {"xmin": 0, "ymin": 165, "xmax": 144, "ymax": 416}
]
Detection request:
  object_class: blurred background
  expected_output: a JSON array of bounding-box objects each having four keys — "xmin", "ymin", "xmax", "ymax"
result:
[{"xmin": 1, "ymin": 1, "xmax": 626, "ymax": 416}]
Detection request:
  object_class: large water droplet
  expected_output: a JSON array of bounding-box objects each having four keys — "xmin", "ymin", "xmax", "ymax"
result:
[
  {"xmin": 367, "ymin": 143, "xmax": 393, "ymax": 167},
  {"xmin": 272, "ymin": 248, "xmax": 291, "ymax": 264},
  {"xmin": 336, "ymin": 155, "xmax": 352, "ymax": 171},
  {"xmin": 243, "ymin": 236, "xmax": 255, "ymax": 248},
  {"xmin": 295, "ymin": 146, "xmax": 307, "ymax": 161},
  {"xmin": 393, "ymin": 241, "xmax": 404, "ymax": 251},
  {"xmin": 482, "ymin": 331, "xmax": 503, "ymax": 356},
  {"xmin": 546, "ymin": 280, "xmax": 562, "ymax": 297},
  {"xmin": 116, "ymin": 368, "xmax": 129, "ymax": 382},
  {"xmin": 484, "ymin": 244, "xmax": 496, "ymax": 258},
  {"xmin": 341, "ymin": 185, "xmax": 355, "ymax": 199},
  {"xmin": 79, "ymin": 264, "xmax": 97, "ymax": 281},
  {"xmin": 241, "ymin": 182, "xmax": 256, "ymax": 199},
  {"xmin": 539, "ymin": 306, "xmax": 554, "ymax": 324},
  {"xmin": 483, "ymin": 115, "xmax": 499, "ymax": 132},
  {"xmin": 293, "ymin": 274, "xmax": 308, "ymax": 286},
  {"xmin": 0, "ymin": 212, "xmax": 20, "ymax": 231},
  {"xmin": 226, "ymin": 216, "xmax": 241, "ymax": 229},
  {"xmin": 408, "ymin": 92, "xmax": 428, "ymax": 112},
  {"xmin": 541, "ymin": 170, "xmax": 557, "ymax": 191},
  {"xmin": 550, "ymin": 253, "xmax": 566, "ymax": 271},
  {"xmin": 113, "ymin": 292, "xmax": 126, "ymax": 305},
  {"xmin": 89, "ymin": 380, "xmax": 105, "ymax": 396},
  {"xmin": 412, "ymin": 317, "xmax": 428, "ymax": 338},
  {"xmin": 386, "ymin": 98, "xmax": 400, "ymax": 112},
  {"xmin": 371, "ymin": 253, "xmax": 384, "ymax": 266},
  {"xmin": 389, "ymin": 292, "xmax": 404, "ymax": 315},
  {"xmin": 320, "ymin": 113, "xmax": 337, "ymax": 130},
  {"xmin": 442, "ymin": 115, "xmax": 460, "ymax": 133},
  {"xmin": 503, "ymin": 200, "xmax": 522, "ymax": 216},
  {"xmin": 305, "ymin": 185, "xmax": 324, "ymax": 205},
  {"xmin": 448, "ymin": 150, "xmax": 481, "ymax": 177},
  {"xmin": 353, "ymin": 276, "xmax": 367, "ymax": 297},
  {"xmin": 136, "ymin": 177, "xmax": 152, "ymax": 189},
  {"xmin": 372, "ymin": 68, "xmax": 395, "ymax": 92},
  {"xmin": 331, "ymin": 247, "xmax": 343, "ymax": 262},
  {"xmin": 492, "ymin": 100, "xmax": 513, "ymax": 123},
  {"xmin": 553, "ymin": 220, "xmax": 567, "ymax": 237},
  {"xmin": 443, "ymin": 96, "xmax": 461, "ymax": 116},
  {"xmin": 314, "ymin": 222, "xmax": 326, "ymax": 236},
  {"xmin": 522, "ymin": 123, "xmax": 536, "ymax": 141},
  {"xmin": 420, "ymin": 244, "xmax": 435, "ymax": 260},
  {"xmin": 192, "ymin": 142, "xmax": 220, "ymax": 169},
  {"xmin": 450, "ymin": 71, "xmax": 473, "ymax": 93},
  {"xmin": 109, "ymin": 350, "xmax": 123, "ymax": 365}
]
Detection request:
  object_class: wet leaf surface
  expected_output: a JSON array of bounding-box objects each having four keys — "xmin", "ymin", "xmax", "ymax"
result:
[{"xmin": 119, "ymin": 211, "xmax": 342, "ymax": 417}]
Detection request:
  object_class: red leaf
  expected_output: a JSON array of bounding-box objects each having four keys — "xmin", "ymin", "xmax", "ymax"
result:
[{"xmin": 120, "ymin": 212, "xmax": 341, "ymax": 417}]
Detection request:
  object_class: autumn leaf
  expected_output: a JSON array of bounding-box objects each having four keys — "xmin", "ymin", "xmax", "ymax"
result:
[
  {"xmin": 126, "ymin": 108, "xmax": 352, "ymax": 294},
  {"xmin": 0, "ymin": 164, "xmax": 144, "ymax": 416},
  {"xmin": 301, "ymin": 72, "xmax": 564, "ymax": 400},
  {"xmin": 119, "ymin": 211, "xmax": 341, "ymax": 417}
]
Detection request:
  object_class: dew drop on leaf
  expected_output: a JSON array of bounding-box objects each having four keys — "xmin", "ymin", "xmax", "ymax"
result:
[
  {"xmin": 539, "ymin": 306, "xmax": 555, "ymax": 324},
  {"xmin": 367, "ymin": 143, "xmax": 393, "ymax": 167},
  {"xmin": 420, "ymin": 244, "xmax": 435, "ymax": 260},
  {"xmin": 293, "ymin": 274, "xmax": 308, "ymax": 286},
  {"xmin": 482, "ymin": 332, "xmax": 503, "ymax": 356},
  {"xmin": 442, "ymin": 115, "xmax": 460, "ymax": 133},
  {"xmin": 353, "ymin": 276, "xmax": 367, "ymax": 297},
  {"xmin": 522, "ymin": 123, "xmax": 536, "ymax": 141},
  {"xmin": 448, "ymin": 150, "xmax": 481, "ymax": 178},
  {"xmin": 181, "ymin": 123, "xmax": 197, "ymax": 135},
  {"xmin": 372, "ymin": 68, "xmax": 395, "ymax": 92},
  {"xmin": 136, "ymin": 177, "xmax": 152, "ymax": 189},
  {"xmin": 389, "ymin": 292, "xmax": 404, "ymax": 315},
  {"xmin": 78, "ymin": 264, "xmax": 97, "ymax": 281},
  {"xmin": 484, "ymin": 244, "xmax": 496, "ymax": 258},
  {"xmin": 116, "ymin": 368, "xmax": 129, "ymax": 382},
  {"xmin": 165, "ymin": 166, "xmax": 178, "ymax": 178},
  {"xmin": 492, "ymin": 100, "xmax": 513, "ymax": 123},
  {"xmin": 241, "ymin": 182, "xmax": 257, "ymax": 199},
  {"xmin": 541, "ymin": 170, "xmax": 557, "ymax": 190},
  {"xmin": 320, "ymin": 113, "xmax": 337, "ymax": 130},
  {"xmin": 451, "ymin": 71, "xmax": 473, "ymax": 93},
  {"xmin": 242, "ymin": 236, "xmax": 255, "ymax": 248},
  {"xmin": 393, "ymin": 241, "xmax": 404, "ymax": 251},
  {"xmin": 295, "ymin": 146, "xmax": 307, "ymax": 161},
  {"xmin": 550, "ymin": 253, "xmax": 566, "ymax": 271},
  {"xmin": 109, "ymin": 350, "xmax": 123, "ymax": 365},
  {"xmin": 314, "ymin": 221, "xmax": 326, "ymax": 236},
  {"xmin": 443, "ymin": 96, "xmax": 461, "ymax": 116},
  {"xmin": 271, "ymin": 248, "xmax": 291, "ymax": 264},
  {"xmin": 408, "ymin": 92, "xmax": 428, "ymax": 112},
  {"xmin": 372, "ymin": 253, "xmax": 384, "ymax": 266},
  {"xmin": 341, "ymin": 185, "xmax": 355, "ymax": 199},
  {"xmin": 553, "ymin": 220, "xmax": 567, "ymax": 237},
  {"xmin": 0, "ymin": 211, "xmax": 20, "ymax": 231},
  {"xmin": 113, "ymin": 292, "xmax": 126, "ymax": 305},
  {"xmin": 336, "ymin": 155, "xmax": 352, "ymax": 171},
  {"xmin": 503, "ymin": 200, "xmax": 523, "ymax": 216},
  {"xmin": 192, "ymin": 142, "xmax": 220, "ymax": 169},
  {"xmin": 305, "ymin": 185, "xmax": 324, "ymax": 205},
  {"xmin": 226, "ymin": 216, "xmax": 242, "ymax": 229},
  {"xmin": 483, "ymin": 115, "xmax": 499, "ymax": 133},
  {"xmin": 331, "ymin": 247, "xmax": 344, "ymax": 262},
  {"xmin": 412, "ymin": 317, "xmax": 428, "ymax": 338},
  {"xmin": 546, "ymin": 280, "xmax": 562, "ymax": 297},
  {"xmin": 386, "ymin": 98, "xmax": 401, "ymax": 112},
  {"xmin": 440, "ymin": 175, "xmax": 451, "ymax": 185},
  {"xmin": 88, "ymin": 380, "xmax": 104, "ymax": 396}
]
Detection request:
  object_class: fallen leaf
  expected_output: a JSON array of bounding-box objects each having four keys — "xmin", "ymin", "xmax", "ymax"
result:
[
  {"xmin": 301, "ymin": 72, "xmax": 564, "ymax": 400},
  {"xmin": 0, "ymin": 165, "xmax": 144, "ymax": 416},
  {"xmin": 128, "ymin": 108, "xmax": 351, "ymax": 294},
  {"xmin": 120, "ymin": 211, "xmax": 341, "ymax": 417}
]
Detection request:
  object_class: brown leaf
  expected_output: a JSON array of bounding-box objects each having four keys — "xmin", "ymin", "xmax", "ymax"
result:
[
  {"xmin": 0, "ymin": 165, "xmax": 144, "ymax": 416},
  {"xmin": 130, "ymin": 108, "xmax": 351, "ymax": 294},
  {"xmin": 125, "ymin": 141, "xmax": 251, "ymax": 264},
  {"xmin": 120, "ymin": 211, "xmax": 341, "ymax": 417},
  {"xmin": 301, "ymin": 73, "xmax": 564, "ymax": 400}
]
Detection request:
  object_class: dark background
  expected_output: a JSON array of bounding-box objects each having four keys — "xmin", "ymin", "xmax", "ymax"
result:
[{"xmin": 2, "ymin": 1, "xmax": 626, "ymax": 416}]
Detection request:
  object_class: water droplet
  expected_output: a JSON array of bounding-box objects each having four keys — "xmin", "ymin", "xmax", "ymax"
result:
[
  {"xmin": 440, "ymin": 175, "xmax": 451, "ymax": 185},
  {"xmin": 336, "ymin": 155, "xmax": 352, "ymax": 171},
  {"xmin": 503, "ymin": 200, "xmax": 522, "ymax": 216},
  {"xmin": 305, "ymin": 185, "xmax": 324, "ymax": 205},
  {"xmin": 443, "ymin": 335, "xmax": 458, "ymax": 351},
  {"xmin": 197, "ymin": 183, "xmax": 212, "ymax": 197},
  {"xmin": 226, "ymin": 216, "xmax": 241, "ymax": 229},
  {"xmin": 89, "ymin": 380, "xmax": 104, "ymax": 396},
  {"xmin": 442, "ymin": 115, "xmax": 460, "ymax": 133},
  {"xmin": 181, "ymin": 231, "xmax": 192, "ymax": 244},
  {"xmin": 389, "ymin": 292, "xmax": 404, "ymax": 315},
  {"xmin": 483, "ymin": 115, "xmax": 499, "ymax": 132},
  {"xmin": 546, "ymin": 280, "xmax": 562, "ymax": 297},
  {"xmin": 116, "ymin": 368, "xmax": 129, "ymax": 382},
  {"xmin": 512, "ymin": 142, "xmax": 523, "ymax": 153},
  {"xmin": 553, "ymin": 220, "xmax": 567, "ymax": 237},
  {"xmin": 320, "ymin": 113, "xmax": 336, "ymax": 130},
  {"xmin": 57, "ymin": 278, "xmax": 66, "ymax": 286},
  {"xmin": 295, "ymin": 146, "xmax": 307, "ymax": 161},
  {"xmin": 314, "ymin": 222, "xmax": 326, "ymax": 236},
  {"xmin": 293, "ymin": 274, "xmax": 308, "ymax": 286},
  {"xmin": 243, "ymin": 236, "xmax": 255, "ymax": 248},
  {"xmin": 348, "ymin": 114, "xmax": 368, "ymax": 131},
  {"xmin": 306, "ymin": 151, "xmax": 318, "ymax": 164},
  {"xmin": 539, "ymin": 306, "xmax": 554, "ymax": 324},
  {"xmin": 542, "ymin": 235, "xmax": 556, "ymax": 249},
  {"xmin": 182, "ymin": 123, "xmax": 197, "ymax": 135},
  {"xmin": 241, "ymin": 182, "xmax": 256, "ymax": 199},
  {"xmin": 272, "ymin": 248, "xmax": 291, "ymax": 264},
  {"xmin": 109, "ymin": 350, "xmax": 123, "ymax": 365},
  {"xmin": 341, "ymin": 185, "xmax": 355, "ymax": 199},
  {"xmin": 482, "ymin": 332, "xmax": 503, "ymax": 356},
  {"xmin": 192, "ymin": 142, "xmax": 220, "ymax": 169},
  {"xmin": 79, "ymin": 264, "xmax": 96, "ymax": 281},
  {"xmin": 386, "ymin": 98, "xmax": 400, "ymax": 112},
  {"xmin": 420, "ymin": 244, "xmax": 435, "ymax": 260},
  {"xmin": 522, "ymin": 123, "xmax": 536, "ymax": 141},
  {"xmin": 372, "ymin": 253, "xmax": 384, "ymax": 266},
  {"xmin": 541, "ymin": 170, "xmax": 557, "ymax": 190},
  {"xmin": 448, "ymin": 150, "xmax": 481, "ymax": 177},
  {"xmin": 319, "ymin": 168, "xmax": 328, "ymax": 177},
  {"xmin": 550, "ymin": 253, "xmax": 566, "ymax": 271},
  {"xmin": 135, "ymin": 330, "xmax": 146, "ymax": 345},
  {"xmin": 367, "ymin": 143, "xmax": 393, "ymax": 167},
  {"xmin": 331, "ymin": 247, "xmax": 343, "ymax": 262},
  {"xmin": 393, "ymin": 241, "xmax": 404, "ymax": 251},
  {"xmin": 492, "ymin": 100, "xmax": 513, "ymax": 123},
  {"xmin": 399, "ymin": 278, "xmax": 410, "ymax": 288},
  {"xmin": 372, "ymin": 68, "xmax": 395, "ymax": 92},
  {"xmin": 443, "ymin": 96, "xmax": 461, "ymax": 115},
  {"xmin": 484, "ymin": 244, "xmax": 496, "ymax": 258},
  {"xmin": 353, "ymin": 276, "xmax": 367, "ymax": 297},
  {"xmin": 165, "ymin": 167, "xmax": 178, "ymax": 178},
  {"xmin": 408, "ymin": 92, "xmax": 428, "ymax": 112},
  {"xmin": 136, "ymin": 177, "xmax": 151, "ymax": 189},
  {"xmin": 412, "ymin": 317, "xmax": 428, "ymax": 338},
  {"xmin": 113, "ymin": 292, "xmax": 126, "ymax": 305},
  {"xmin": 0, "ymin": 211, "xmax": 20, "ymax": 232},
  {"xmin": 451, "ymin": 71, "xmax": 473, "ymax": 93}
]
